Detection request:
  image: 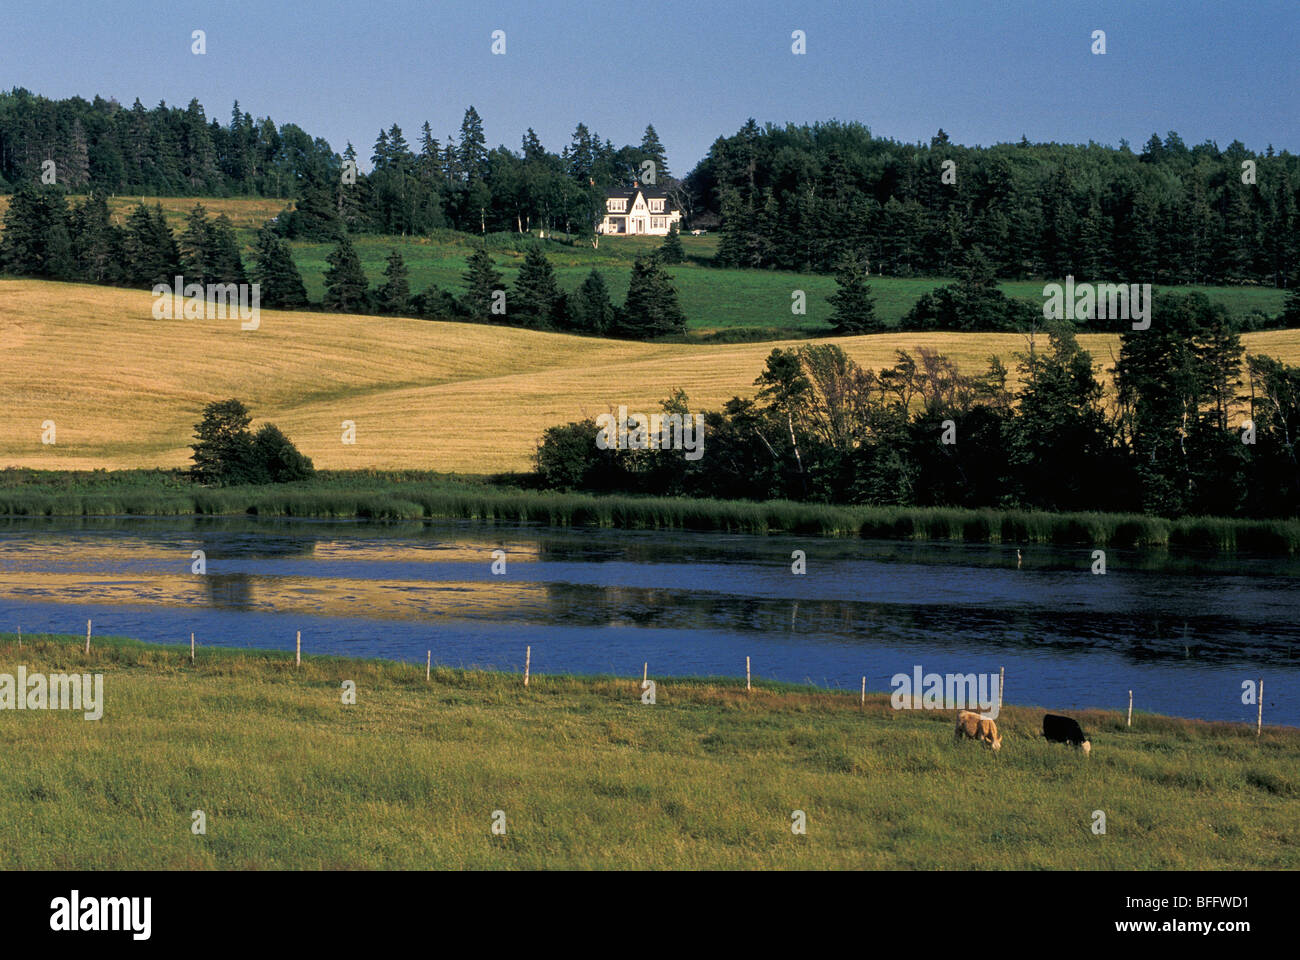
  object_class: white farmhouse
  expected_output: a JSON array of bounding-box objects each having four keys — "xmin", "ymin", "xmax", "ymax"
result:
[{"xmin": 597, "ymin": 182, "xmax": 683, "ymax": 236}]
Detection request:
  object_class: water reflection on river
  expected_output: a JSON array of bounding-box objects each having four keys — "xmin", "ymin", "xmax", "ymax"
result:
[{"xmin": 0, "ymin": 517, "xmax": 1295, "ymax": 726}]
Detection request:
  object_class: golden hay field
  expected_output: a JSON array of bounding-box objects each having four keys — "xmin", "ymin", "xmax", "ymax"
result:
[
  {"xmin": 3, "ymin": 279, "xmax": 1298, "ymax": 473},
  {"xmin": 0, "ymin": 194, "xmax": 290, "ymax": 231}
]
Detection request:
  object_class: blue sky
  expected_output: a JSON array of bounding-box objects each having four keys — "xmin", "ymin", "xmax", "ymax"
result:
[{"xmin": 2, "ymin": 0, "xmax": 1295, "ymax": 173}]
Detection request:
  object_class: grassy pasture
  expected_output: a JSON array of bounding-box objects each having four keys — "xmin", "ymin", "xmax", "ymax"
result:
[
  {"xmin": 0, "ymin": 633, "xmax": 1294, "ymax": 869},
  {"xmin": 287, "ymin": 234, "xmax": 1289, "ymax": 337},
  {"xmin": 3, "ymin": 279, "xmax": 1297, "ymax": 473}
]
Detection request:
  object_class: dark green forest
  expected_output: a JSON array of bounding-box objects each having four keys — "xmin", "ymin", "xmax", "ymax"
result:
[
  {"xmin": 2, "ymin": 88, "xmax": 1296, "ymax": 289},
  {"xmin": 702, "ymin": 122, "xmax": 1299, "ymax": 287}
]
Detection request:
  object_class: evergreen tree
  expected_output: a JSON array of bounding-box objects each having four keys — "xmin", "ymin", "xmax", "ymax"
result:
[
  {"xmin": 510, "ymin": 245, "xmax": 562, "ymax": 328},
  {"xmin": 418, "ymin": 122, "xmax": 442, "ymax": 182},
  {"xmin": 1077, "ymin": 198, "xmax": 1110, "ymax": 281},
  {"xmin": 569, "ymin": 269, "xmax": 616, "ymax": 334},
  {"xmin": 322, "ymin": 234, "xmax": 370, "ymax": 311},
  {"xmin": 375, "ymin": 248, "xmax": 411, "ymax": 314},
  {"xmin": 1282, "ymin": 287, "xmax": 1300, "ymax": 327},
  {"xmin": 659, "ymin": 223, "xmax": 685, "ymax": 264},
  {"xmin": 619, "ymin": 255, "xmax": 686, "ymax": 339},
  {"xmin": 122, "ymin": 202, "xmax": 181, "ymax": 287},
  {"xmin": 251, "ymin": 227, "xmax": 307, "ymax": 308},
  {"xmin": 69, "ymin": 193, "xmax": 122, "ymax": 283},
  {"xmin": 639, "ymin": 123, "xmax": 669, "ymax": 181},
  {"xmin": 826, "ymin": 252, "xmax": 879, "ymax": 333},
  {"xmin": 337, "ymin": 142, "xmax": 367, "ymax": 232},
  {"xmin": 207, "ymin": 214, "xmax": 247, "ymax": 284},
  {"xmin": 412, "ymin": 283, "xmax": 462, "ymax": 320},
  {"xmin": 283, "ymin": 173, "xmax": 345, "ymax": 240},
  {"xmin": 462, "ymin": 246, "xmax": 505, "ymax": 320},
  {"xmin": 0, "ymin": 183, "xmax": 74, "ymax": 279},
  {"xmin": 457, "ymin": 106, "xmax": 488, "ymax": 183},
  {"xmin": 179, "ymin": 203, "xmax": 213, "ymax": 283}
]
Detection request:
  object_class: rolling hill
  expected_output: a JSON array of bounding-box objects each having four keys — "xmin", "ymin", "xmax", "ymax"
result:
[{"xmin": 3, "ymin": 279, "xmax": 1298, "ymax": 474}]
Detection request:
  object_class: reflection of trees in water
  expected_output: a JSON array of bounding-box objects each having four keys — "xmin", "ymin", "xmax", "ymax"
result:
[
  {"xmin": 532, "ymin": 533, "xmax": 781, "ymax": 567},
  {"xmin": 536, "ymin": 581, "xmax": 1298, "ymax": 666},
  {"xmin": 226, "ymin": 536, "xmax": 320, "ymax": 559},
  {"xmin": 202, "ymin": 573, "xmax": 254, "ymax": 608}
]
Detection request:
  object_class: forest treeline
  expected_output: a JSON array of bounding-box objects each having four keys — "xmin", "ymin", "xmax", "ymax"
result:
[
  {"xmin": 3, "ymin": 88, "xmax": 1296, "ymax": 288},
  {"xmin": 0, "ymin": 88, "xmax": 674, "ymax": 239},
  {"xmin": 537, "ymin": 293, "xmax": 1300, "ymax": 520},
  {"xmin": 0, "ymin": 187, "xmax": 690, "ymax": 338},
  {"xmin": 700, "ymin": 122, "xmax": 1299, "ymax": 287}
]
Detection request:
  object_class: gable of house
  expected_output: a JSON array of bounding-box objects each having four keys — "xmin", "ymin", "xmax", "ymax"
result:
[{"xmin": 599, "ymin": 183, "xmax": 681, "ymax": 235}]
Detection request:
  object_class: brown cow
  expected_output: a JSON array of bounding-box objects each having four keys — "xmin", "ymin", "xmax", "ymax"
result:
[{"xmin": 955, "ymin": 710, "xmax": 1002, "ymax": 751}]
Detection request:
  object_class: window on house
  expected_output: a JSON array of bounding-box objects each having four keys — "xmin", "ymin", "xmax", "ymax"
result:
[{"xmin": 650, "ymin": 199, "xmax": 664, "ymax": 212}]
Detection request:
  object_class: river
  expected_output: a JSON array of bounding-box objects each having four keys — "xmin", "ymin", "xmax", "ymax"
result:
[{"xmin": 0, "ymin": 517, "xmax": 1295, "ymax": 726}]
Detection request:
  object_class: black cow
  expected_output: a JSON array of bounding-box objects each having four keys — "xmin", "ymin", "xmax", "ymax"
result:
[{"xmin": 1043, "ymin": 713, "xmax": 1091, "ymax": 755}]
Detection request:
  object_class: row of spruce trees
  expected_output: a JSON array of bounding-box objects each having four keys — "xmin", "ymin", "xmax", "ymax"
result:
[
  {"xmin": 0, "ymin": 182, "xmax": 694, "ymax": 338},
  {"xmin": 323, "ymin": 235, "xmax": 688, "ymax": 338}
]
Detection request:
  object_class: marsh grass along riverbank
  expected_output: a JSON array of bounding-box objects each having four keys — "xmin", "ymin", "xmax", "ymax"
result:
[
  {"xmin": 0, "ymin": 633, "xmax": 1295, "ymax": 869},
  {"xmin": 2, "ymin": 469, "xmax": 1299, "ymax": 555}
]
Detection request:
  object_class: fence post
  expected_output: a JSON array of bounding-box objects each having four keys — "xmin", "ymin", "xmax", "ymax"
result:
[
  {"xmin": 861, "ymin": 676, "xmax": 866, "ymax": 711},
  {"xmin": 426, "ymin": 650, "xmax": 431, "ymax": 682},
  {"xmin": 1127, "ymin": 690, "xmax": 1133, "ymax": 727},
  {"xmin": 296, "ymin": 630, "xmax": 301, "ymax": 668},
  {"xmin": 190, "ymin": 632, "xmax": 195, "ymax": 664},
  {"xmin": 524, "ymin": 646, "xmax": 531, "ymax": 687},
  {"xmin": 1257, "ymin": 679, "xmax": 1263, "ymax": 736},
  {"xmin": 746, "ymin": 656, "xmax": 751, "ymax": 692},
  {"xmin": 85, "ymin": 619, "xmax": 91, "ymax": 655},
  {"xmin": 998, "ymin": 666, "xmax": 1004, "ymax": 712}
]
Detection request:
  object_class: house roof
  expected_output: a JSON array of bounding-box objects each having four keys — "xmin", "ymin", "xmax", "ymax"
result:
[{"xmin": 605, "ymin": 183, "xmax": 673, "ymax": 202}]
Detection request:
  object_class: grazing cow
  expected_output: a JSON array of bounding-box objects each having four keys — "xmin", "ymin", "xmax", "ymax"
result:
[
  {"xmin": 955, "ymin": 710, "xmax": 1002, "ymax": 751},
  {"xmin": 1043, "ymin": 713, "xmax": 1092, "ymax": 755}
]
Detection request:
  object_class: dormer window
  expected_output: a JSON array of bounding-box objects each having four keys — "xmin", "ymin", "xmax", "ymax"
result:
[
  {"xmin": 649, "ymin": 199, "xmax": 664, "ymax": 212},
  {"xmin": 607, "ymin": 198, "xmax": 626, "ymax": 212}
]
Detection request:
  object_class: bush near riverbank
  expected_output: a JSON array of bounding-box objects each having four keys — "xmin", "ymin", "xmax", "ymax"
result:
[
  {"xmin": 1, "ymin": 469, "xmax": 1298, "ymax": 554},
  {"xmin": 0, "ymin": 633, "xmax": 1294, "ymax": 869}
]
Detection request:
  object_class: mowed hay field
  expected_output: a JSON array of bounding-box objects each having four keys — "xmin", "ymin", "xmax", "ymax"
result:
[
  {"xmin": 3, "ymin": 279, "xmax": 1299, "ymax": 473},
  {"xmin": 1, "ymin": 635, "xmax": 1296, "ymax": 869},
  {"xmin": 0, "ymin": 193, "xmax": 291, "ymax": 231}
]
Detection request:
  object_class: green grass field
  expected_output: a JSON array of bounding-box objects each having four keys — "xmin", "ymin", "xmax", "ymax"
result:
[
  {"xmin": 284, "ymin": 232, "xmax": 1290, "ymax": 337},
  {"xmin": 0, "ymin": 633, "xmax": 1294, "ymax": 869}
]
